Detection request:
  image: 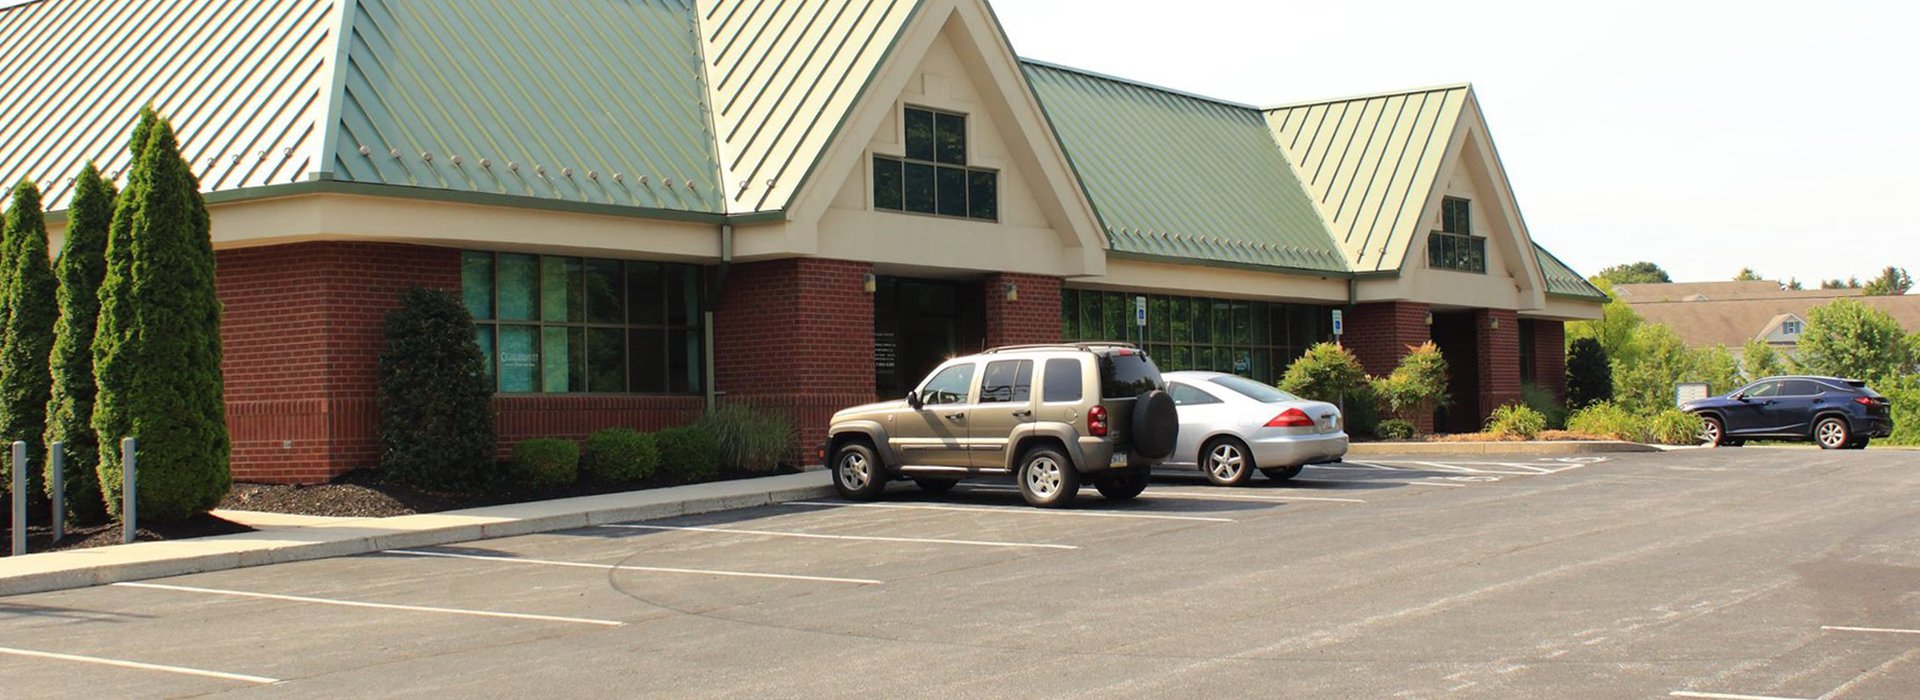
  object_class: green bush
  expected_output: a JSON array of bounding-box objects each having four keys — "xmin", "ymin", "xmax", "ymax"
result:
[
  {"xmin": 1280, "ymin": 342, "xmax": 1368, "ymax": 405},
  {"xmin": 696, "ymin": 404, "xmax": 796, "ymax": 473},
  {"xmin": 1646, "ymin": 410, "xmax": 1705, "ymax": 446},
  {"xmin": 1521, "ymin": 382, "xmax": 1568, "ymax": 430},
  {"xmin": 1565, "ymin": 337, "xmax": 1612, "ymax": 409},
  {"xmin": 509, "ymin": 438, "xmax": 578, "ymax": 491},
  {"xmin": 378, "ymin": 287, "xmax": 497, "ymax": 494},
  {"xmin": 1485, "ymin": 404, "xmax": 1547, "ymax": 440},
  {"xmin": 1376, "ymin": 419, "xmax": 1415, "ymax": 440},
  {"xmin": 1880, "ymin": 375, "xmax": 1920, "ymax": 447},
  {"xmin": 91, "ymin": 112, "xmax": 230, "ymax": 523},
  {"xmin": 1567, "ymin": 402, "xmax": 1642, "ymax": 441},
  {"xmin": 44, "ymin": 164, "xmax": 115, "ymax": 524},
  {"xmin": 581, "ymin": 428, "xmax": 659, "ymax": 483},
  {"xmin": 655, "ymin": 426, "xmax": 721, "ymax": 481},
  {"xmin": 1341, "ymin": 381, "xmax": 1381, "ymax": 439},
  {"xmin": 1370, "ymin": 342, "xmax": 1450, "ymax": 431}
]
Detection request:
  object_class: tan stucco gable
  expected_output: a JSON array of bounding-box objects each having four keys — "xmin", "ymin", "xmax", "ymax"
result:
[{"xmin": 755, "ymin": 0, "xmax": 1107, "ymax": 277}]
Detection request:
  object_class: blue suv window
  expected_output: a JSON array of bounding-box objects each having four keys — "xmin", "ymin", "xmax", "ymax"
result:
[{"xmin": 1780, "ymin": 380, "xmax": 1822, "ymax": 396}]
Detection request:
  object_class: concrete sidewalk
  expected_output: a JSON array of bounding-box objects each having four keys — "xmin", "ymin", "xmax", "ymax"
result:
[{"xmin": 0, "ymin": 472, "xmax": 832, "ymax": 598}]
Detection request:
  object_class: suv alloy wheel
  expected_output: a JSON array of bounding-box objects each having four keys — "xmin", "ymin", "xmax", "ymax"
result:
[{"xmin": 1016, "ymin": 445, "xmax": 1079, "ymax": 508}]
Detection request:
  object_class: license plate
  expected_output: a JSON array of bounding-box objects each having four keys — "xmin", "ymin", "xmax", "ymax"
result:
[{"xmin": 1109, "ymin": 451, "xmax": 1129, "ymax": 468}]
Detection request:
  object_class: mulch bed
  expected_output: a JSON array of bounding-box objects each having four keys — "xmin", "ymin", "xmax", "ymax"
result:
[{"xmin": 2, "ymin": 465, "xmax": 802, "ymax": 558}]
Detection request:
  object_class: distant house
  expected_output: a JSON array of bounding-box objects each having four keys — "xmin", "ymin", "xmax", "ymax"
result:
[{"xmin": 1615, "ymin": 280, "xmax": 1920, "ymax": 357}]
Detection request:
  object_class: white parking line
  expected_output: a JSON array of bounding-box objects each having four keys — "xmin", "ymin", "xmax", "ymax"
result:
[
  {"xmin": 961, "ymin": 484, "xmax": 1364, "ymax": 504},
  {"xmin": 0, "ymin": 645, "xmax": 279, "ymax": 684},
  {"xmin": 600, "ymin": 524, "xmax": 1078, "ymax": 550},
  {"xmin": 388, "ymin": 549, "xmax": 882, "ymax": 585},
  {"xmin": 112, "ymin": 582, "xmax": 624, "ymax": 626},
  {"xmin": 1822, "ymin": 625, "xmax": 1920, "ymax": 635},
  {"xmin": 1405, "ymin": 480, "xmax": 1467, "ymax": 488},
  {"xmin": 1669, "ymin": 692, "xmax": 1810, "ymax": 700},
  {"xmin": 786, "ymin": 501, "xmax": 1235, "ymax": 523}
]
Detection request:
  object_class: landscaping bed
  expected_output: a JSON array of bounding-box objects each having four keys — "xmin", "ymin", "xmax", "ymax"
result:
[{"xmin": 1, "ymin": 513, "xmax": 253, "ymax": 555}]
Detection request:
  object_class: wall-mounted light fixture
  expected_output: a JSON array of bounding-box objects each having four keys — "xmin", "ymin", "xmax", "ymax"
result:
[
  {"xmin": 1423, "ymin": 311, "xmax": 1434, "ymax": 326},
  {"xmin": 863, "ymin": 273, "xmax": 878, "ymax": 295},
  {"xmin": 1489, "ymin": 317, "xmax": 1500, "ymax": 330},
  {"xmin": 1003, "ymin": 282, "xmax": 1019, "ymax": 302}
]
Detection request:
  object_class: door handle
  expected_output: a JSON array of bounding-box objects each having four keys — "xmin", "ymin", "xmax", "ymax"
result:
[
  {"xmin": 1012, "ymin": 410, "xmax": 1033, "ymax": 418},
  {"xmin": 945, "ymin": 414, "xmax": 966, "ymax": 422}
]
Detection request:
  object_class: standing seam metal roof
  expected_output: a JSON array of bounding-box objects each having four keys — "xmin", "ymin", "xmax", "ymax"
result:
[{"xmin": 1021, "ymin": 61, "xmax": 1348, "ymax": 273}]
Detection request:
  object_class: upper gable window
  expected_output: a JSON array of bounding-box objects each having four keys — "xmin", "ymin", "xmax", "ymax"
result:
[
  {"xmin": 874, "ymin": 106, "xmax": 999, "ymax": 221},
  {"xmin": 1429, "ymin": 196, "xmax": 1486, "ymax": 274},
  {"xmin": 1782, "ymin": 319, "xmax": 1802, "ymax": 335}
]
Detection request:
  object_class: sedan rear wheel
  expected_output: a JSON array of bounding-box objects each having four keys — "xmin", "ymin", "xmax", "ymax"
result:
[
  {"xmin": 1814, "ymin": 416, "xmax": 1851, "ymax": 450},
  {"xmin": 1202, "ymin": 438, "xmax": 1252, "ymax": 487}
]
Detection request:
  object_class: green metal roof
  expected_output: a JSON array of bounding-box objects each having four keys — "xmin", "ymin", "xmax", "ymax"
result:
[
  {"xmin": 329, "ymin": 0, "xmax": 724, "ymax": 212},
  {"xmin": 1021, "ymin": 61, "xmax": 1348, "ymax": 273},
  {"xmin": 1534, "ymin": 243, "xmax": 1606, "ymax": 299}
]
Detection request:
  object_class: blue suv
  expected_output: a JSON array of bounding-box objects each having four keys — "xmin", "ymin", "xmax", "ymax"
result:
[{"xmin": 1681, "ymin": 376, "xmax": 1893, "ymax": 449}]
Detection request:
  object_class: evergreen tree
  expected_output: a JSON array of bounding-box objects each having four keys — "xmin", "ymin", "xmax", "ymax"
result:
[
  {"xmin": 0, "ymin": 180, "xmax": 58, "ymax": 506},
  {"xmin": 1565, "ymin": 337, "xmax": 1612, "ymax": 410},
  {"xmin": 0, "ymin": 182, "xmax": 46, "ymax": 502},
  {"xmin": 1862, "ymin": 267, "xmax": 1913, "ymax": 296},
  {"xmin": 93, "ymin": 109, "xmax": 157, "ymax": 517},
  {"xmin": 93, "ymin": 114, "xmax": 231, "ymax": 522},
  {"xmin": 46, "ymin": 164, "xmax": 116, "ymax": 523},
  {"xmin": 379, "ymin": 286, "xmax": 498, "ymax": 493},
  {"xmin": 1733, "ymin": 267, "xmax": 1762, "ymax": 282},
  {"xmin": 1595, "ymin": 262, "xmax": 1672, "ymax": 285}
]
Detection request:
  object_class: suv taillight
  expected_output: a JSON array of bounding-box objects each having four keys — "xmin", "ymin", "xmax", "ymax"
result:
[
  {"xmin": 1266, "ymin": 408, "xmax": 1314, "ymax": 428},
  {"xmin": 1855, "ymin": 396, "xmax": 1876, "ymax": 406},
  {"xmin": 1088, "ymin": 405, "xmax": 1109, "ymax": 437}
]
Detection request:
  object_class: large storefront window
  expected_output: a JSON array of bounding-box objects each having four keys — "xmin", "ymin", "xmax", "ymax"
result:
[
  {"xmin": 1060, "ymin": 289, "xmax": 1329, "ymax": 385},
  {"xmin": 463, "ymin": 251, "xmax": 703, "ymax": 395}
]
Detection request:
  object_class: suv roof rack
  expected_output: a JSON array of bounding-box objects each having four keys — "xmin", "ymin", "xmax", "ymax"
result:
[{"xmin": 984, "ymin": 342, "xmax": 1140, "ymax": 354}]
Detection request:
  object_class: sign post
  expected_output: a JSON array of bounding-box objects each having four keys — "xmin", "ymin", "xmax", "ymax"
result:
[
  {"xmin": 1331, "ymin": 309, "xmax": 1345, "ymax": 339},
  {"xmin": 1134, "ymin": 296, "xmax": 1147, "ymax": 346}
]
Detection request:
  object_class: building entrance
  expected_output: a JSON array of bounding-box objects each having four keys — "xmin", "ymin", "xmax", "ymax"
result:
[{"xmin": 874, "ymin": 277, "xmax": 984, "ymax": 398}]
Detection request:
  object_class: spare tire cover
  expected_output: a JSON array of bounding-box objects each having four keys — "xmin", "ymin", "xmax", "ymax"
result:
[{"xmin": 1131, "ymin": 389, "xmax": 1179, "ymax": 460}]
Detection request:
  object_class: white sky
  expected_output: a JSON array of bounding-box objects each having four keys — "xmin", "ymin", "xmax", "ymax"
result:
[{"xmin": 993, "ymin": 0, "xmax": 1919, "ymax": 286}]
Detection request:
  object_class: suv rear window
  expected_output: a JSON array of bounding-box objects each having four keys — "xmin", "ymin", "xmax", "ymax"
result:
[{"xmin": 1099, "ymin": 350, "xmax": 1164, "ymax": 398}]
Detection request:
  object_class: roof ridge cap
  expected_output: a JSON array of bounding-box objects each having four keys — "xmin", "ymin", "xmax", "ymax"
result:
[
  {"xmin": 1018, "ymin": 57, "xmax": 1261, "ymax": 112},
  {"xmin": 1261, "ymin": 82, "xmax": 1474, "ymax": 112}
]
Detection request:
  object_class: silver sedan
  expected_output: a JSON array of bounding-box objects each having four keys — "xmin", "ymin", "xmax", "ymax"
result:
[{"xmin": 1160, "ymin": 371, "xmax": 1349, "ymax": 486}]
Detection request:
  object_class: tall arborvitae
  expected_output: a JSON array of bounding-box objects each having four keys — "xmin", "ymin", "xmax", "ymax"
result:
[
  {"xmin": 93, "ymin": 108, "xmax": 156, "ymax": 517},
  {"xmin": 0, "ymin": 180, "xmax": 59, "ymax": 507},
  {"xmin": 46, "ymin": 164, "xmax": 117, "ymax": 523},
  {"xmin": 94, "ymin": 112, "xmax": 230, "ymax": 522},
  {"xmin": 0, "ymin": 181, "xmax": 48, "ymax": 503}
]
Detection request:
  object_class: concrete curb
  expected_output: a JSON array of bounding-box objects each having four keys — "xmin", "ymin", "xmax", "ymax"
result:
[
  {"xmin": 1347, "ymin": 440, "xmax": 1659, "ymax": 456},
  {"xmin": 0, "ymin": 473, "xmax": 833, "ymax": 598}
]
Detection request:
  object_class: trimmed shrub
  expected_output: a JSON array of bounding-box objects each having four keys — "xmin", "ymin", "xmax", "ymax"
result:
[
  {"xmin": 1371, "ymin": 342, "xmax": 1450, "ymax": 432},
  {"xmin": 655, "ymin": 426, "xmax": 721, "ymax": 482},
  {"xmin": 1376, "ymin": 419, "xmax": 1415, "ymax": 440},
  {"xmin": 1879, "ymin": 375, "xmax": 1920, "ymax": 447},
  {"xmin": 1567, "ymin": 402, "xmax": 1641, "ymax": 442},
  {"xmin": 696, "ymin": 404, "xmax": 796, "ymax": 474},
  {"xmin": 1484, "ymin": 404, "xmax": 1547, "ymax": 440},
  {"xmin": 1, "ymin": 180, "xmax": 57, "ymax": 505},
  {"xmin": 1646, "ymin": 410, "xmax": 1705, "ymax": 446},
  {"xmin": 91, "ymin": 113, "xmax": 230, "ymax": 523},
  {"xmin": 45, "ymin": 164, "xmax": 115, "ymax": 523},
  {"xmin": 508, "ymin": 438, "xmax": 578, "ymax": 491},
  {"xmin": 378, "ymin": 287, "xmax": 497, "ymax": 493},
  {"xmin": 1341, "ymin": 381, "xmax": 1381, "ymax": 440},
  {"xmin": 1279, "ymin": 342, "xmax": 1368, "ymax": 405},
  {"xmin": 1565, "ymin": 337, "xmax": 1611, "ymax": 410},
  {"xmin": 1521, "ymin": 382, "xmax": 1568, "ymax": 430},
  {"xmin": 581, "ymin": 428, "xmax": 659, "ymax": 483}
]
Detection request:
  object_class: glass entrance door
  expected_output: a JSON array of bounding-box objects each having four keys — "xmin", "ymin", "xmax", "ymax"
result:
[{"xmin": 874, "ymin": 277, "xmax": 984, "ymax": 398}]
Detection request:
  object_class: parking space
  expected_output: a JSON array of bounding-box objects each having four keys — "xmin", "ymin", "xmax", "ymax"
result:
[{"xmin": 2, "ymin": 448, "xmax": 1917, "ymax": 697}]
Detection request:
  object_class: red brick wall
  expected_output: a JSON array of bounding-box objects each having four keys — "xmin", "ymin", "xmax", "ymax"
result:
[
  {"xmin": 219, "ymin": 242, "xmax": 460, "ymax": 484},
  {"xmin": 1342, "ymin": 302, "xmax": 1432, "ymax": 377},
  {"xmin": 1477, "ymin": 309, "xmax": 1523, "ymax": 420},
  {"xmin": 1525, "ymin": 320, "xmax": 1567, "ymax": 401},
  {"xmin": 984, "ymin": 273, "xmax": 1062, "ymax": 347},
  {"xmin": 713, "ymin": 259, "xmax": 876, "ymax": 454}
]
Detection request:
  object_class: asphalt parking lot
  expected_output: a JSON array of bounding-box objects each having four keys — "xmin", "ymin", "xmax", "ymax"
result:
[{"xmin": 3, "ymin": 448, "xmax": 1918, "ymax": 699}]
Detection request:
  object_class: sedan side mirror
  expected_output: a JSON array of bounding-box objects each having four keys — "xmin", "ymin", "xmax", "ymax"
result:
[
  {"xmin": 907, "ymin": 391, "xmax": 925, "ymax": 410},
  {"xmin": 1732, "ymin": 392, "xmax": 1746, "ymax": 401}
]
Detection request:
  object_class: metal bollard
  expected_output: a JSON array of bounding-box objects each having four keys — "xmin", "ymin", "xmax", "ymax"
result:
[
  {"xmin": 122, "ymin": 438, "xmax": 137, "ymax": 545},
  {"xmin": 11, "ymin": 441, "xmax": 26, "ymax": 556},
  {"xmin": 49, "ymin": 442, "xmax": 64, "ymax": 542}
]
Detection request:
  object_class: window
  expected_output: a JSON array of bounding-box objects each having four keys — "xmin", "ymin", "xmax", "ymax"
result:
[
  {"xmin": 1042, "ymin": 358, "xmax": 1083, "ymax": 403},
  {"xmin": 1167, "ymin": 382, "xmax": 1220, "ymax": 406},
  {"xmin": 1780, "ymin": 380, "xmax": 1822, "ymax": 397},
  {"xmin": 1099, "ymin": 351, "xmax": 1164, "ymax": 399},
  {"xmin": 463, "ymin": 251, "xmax": 703, "ymax": 395},
  {"xmin": 1430, "ymin": 197, "xmax": 1486, "ymax": 273},
  {"xmin": 873, "ymin": 107, "xmax": 998, "ymax": 221},
  {"xmin": 1741, "ymin": 381, "xmax": 1781, "ymax": 399},
  {"xmin": 1061, "ymin": 290, "xmax": 1331, "ymax": 386},
  {"xmin": 1208, "ymin": 375, "xmax": 1296, "ymax": 404},
  {"xmin": 919, "ymin": 363, "xmax": 976, "ymax": 405},
  {"xmin": 1782, "ymin": 320, "xmax": 1802, "ymax": 335},
  {"xmin": 980, "ymin": 360, "xmax": 1034, "ymax": 404}
]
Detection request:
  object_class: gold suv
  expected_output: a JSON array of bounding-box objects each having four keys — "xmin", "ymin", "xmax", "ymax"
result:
[{"xmin": 826, "ymin": 344, "xmax": 1179, "ymax": 507}]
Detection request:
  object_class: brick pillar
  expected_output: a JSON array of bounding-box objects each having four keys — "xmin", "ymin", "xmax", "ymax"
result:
[
  {"xmin": 218, "ymin": 242, "xmax": 460, "ymax": 484},
  {"xmin": 1477, "ymin": 309, "xmax": 1523, "ymax": 422},
  {"xmin": 983, "ymin": 273, "xmax": 1063, "ymax": 348},
  {"xmin": 713, "ymin": 259, "xmax": 876, "ymax": 454},
  {"xmin": 1342, "ymin": 301, "xmax": 1433, "ymax": 433},
  {"xmin": 1526, "ymin": 320, "xmax": 1566, "ymax": 401}
]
